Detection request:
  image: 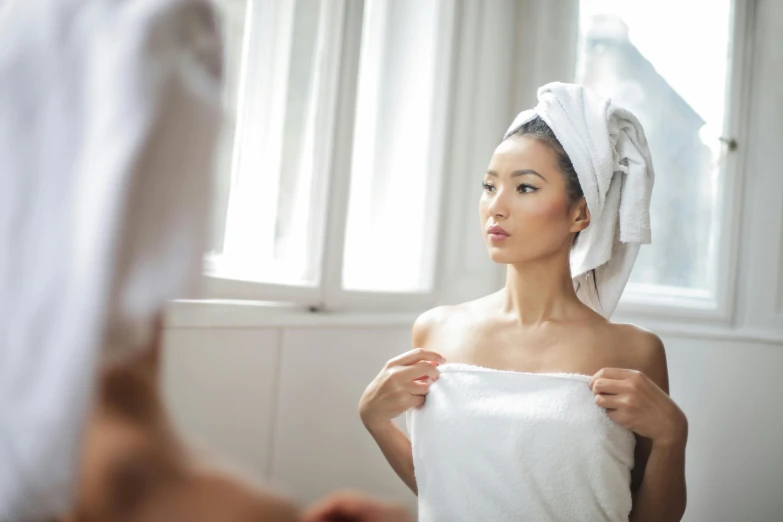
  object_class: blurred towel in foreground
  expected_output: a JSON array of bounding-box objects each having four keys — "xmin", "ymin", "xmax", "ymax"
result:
[{"xmin": 0, "ymin": 0, "xmax": 222, "ymax": 518}]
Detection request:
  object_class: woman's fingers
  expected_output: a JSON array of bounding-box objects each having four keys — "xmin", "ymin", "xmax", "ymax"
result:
[
  {"xmin": 589, "ymin": 367, "xmax": 641, "ymax": 389},
  {"xmin": 594, "ymin": 393, "xmax": 623, "ymax": 410},
  {"xmin": 303, "ymin": 492, "xmax": 364, "ymax": 521},
  {"xmin": 303, "ymin": 491, "xmax": 413, "ymax": 522},
  {"xmin": 398, "ymin": 361, "xmax": 440, "ymax": 382},
  {"xmin": 590, "ymin": 377, "xmax": 628, "ymax": 395},
  {"xmin": 409, "ymin": 394, "xmax": 426, "ymax": 409},
  {"xmin": 606, "ymin": 408, "xmax": 633, "ymax": 429},
  {"xmin": 360, "ymin": 351, "xmax": 445, "ymax": 428},
  {"xmin": 387, "ymin": 348, "xmax": 446, "ymax": 368},
  {"xmin": 408, "ymin": 379, "xmax": 432, "ymax": 396}
]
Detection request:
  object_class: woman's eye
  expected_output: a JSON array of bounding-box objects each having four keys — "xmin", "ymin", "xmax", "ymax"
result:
[
  {"xmin": 517, "ymin": 184, "xmax": 537, "ymax": 194},
  {"xmin": 482, "ymin": 182, "xmax": 495, "ymax": 193}
]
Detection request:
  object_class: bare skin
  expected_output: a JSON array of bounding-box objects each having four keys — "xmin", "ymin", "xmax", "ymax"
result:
[
  {"xmin": 62, "ymin": 317, "xmax": 301, "ymax": 522},
  {"xmin": 303, "ymin": 491, "xmax": 413, "ymax": 522},
  {"xmin": 360, "ymin": 135, "xmax": 687, "ymax": 522},
  {"xmin": 65, "ymin": 315, "xmax": 410, "ymax": 522}
]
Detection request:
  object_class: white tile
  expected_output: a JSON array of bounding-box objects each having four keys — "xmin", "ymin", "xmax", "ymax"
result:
[
  {"xmin": 663, "ymin": 335, "xmax": 783, "ymax": 522},
  {"xmin": 271, "ymin": 326, "xmax": 417, "ymax": 510},
  {"xmin": 162, "ymin": 328, "xmax": 281, "ymax": 483}
]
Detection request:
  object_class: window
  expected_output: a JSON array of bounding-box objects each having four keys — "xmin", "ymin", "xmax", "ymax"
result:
[
  {"xmin": 342, "ymin": 0, "xmax": 451, "ymax": 293},
  {"xmin": 575, "ymin": 0, "xmax": 736, "ymax": 307},
  {"xmin": 211, "ymin": 0, "xmax": 339, "ymax": 289},
  {"xmin": 209, "ymin": 0, "xmax": 745, "ymax": 315},
  {"xmin": 209, "ymin": 0, "xmax": 455, "ymax": 308}
]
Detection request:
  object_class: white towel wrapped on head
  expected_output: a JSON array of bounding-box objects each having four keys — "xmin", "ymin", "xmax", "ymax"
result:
[{"xmin": 504, "ymin": 82, "xmax": 655, "ymax": 318}]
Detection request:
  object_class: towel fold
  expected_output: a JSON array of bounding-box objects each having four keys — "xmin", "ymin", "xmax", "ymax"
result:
[
  {"xmin": 505, "ymin": 82, "xmax": 655, "ymax": 318},
  {"xmin": 407, "ymin": 363, "xmax": 636, "ymax": 522}
]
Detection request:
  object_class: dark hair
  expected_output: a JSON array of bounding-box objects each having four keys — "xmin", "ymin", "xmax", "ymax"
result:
[
  {"xmin": 504, "ymin": 116, "xmax": 585, "ymax": 245},
  {"xmin": 505, "ymin": 116, "xmax": 583, "ymax": 204}
]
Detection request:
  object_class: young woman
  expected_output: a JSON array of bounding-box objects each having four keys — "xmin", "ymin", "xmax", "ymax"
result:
[{"xmin": 359, "ymin": 86, "xmax": 688, "ymax": 521}]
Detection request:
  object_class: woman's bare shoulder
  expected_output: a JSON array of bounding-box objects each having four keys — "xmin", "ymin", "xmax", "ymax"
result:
[
  {"xmin": 412, "ymin": 294, "xmax": 499, "ymax": 348},
  {"xmin": 412, "ymin": 306, "xmax": 449, "ymax": 347},
  {"xmin": 604, "ymin": 322, "xmax": 668, "ymax": 389}
]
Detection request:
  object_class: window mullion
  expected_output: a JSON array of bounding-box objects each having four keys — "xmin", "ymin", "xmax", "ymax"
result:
[
  {"xmin": 717, "ymin": 0, "xmax": 756, "ymax": 323},
  {"xmin": 318, "ymin": 0, "xmax": 366, "ymax": 311}
]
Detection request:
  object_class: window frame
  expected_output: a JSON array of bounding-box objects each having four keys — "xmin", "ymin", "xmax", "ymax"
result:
[
  {"xmin": 610, "ymin": 0, "xmax": 756, "ymax": 324},
  {"xmin": 204, "ymin": 0, "xmax": 755, "ymax": 321},
  {"xmin": 205, "ymin": 0, "xmax": 458, "ymax": 313}
]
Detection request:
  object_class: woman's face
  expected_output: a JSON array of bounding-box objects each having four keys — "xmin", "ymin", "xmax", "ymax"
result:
[{"xmin": 479, "ymin": 136, "xmax": 587, "ymax": 265}]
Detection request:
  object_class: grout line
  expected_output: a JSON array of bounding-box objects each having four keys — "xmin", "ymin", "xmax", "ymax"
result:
[{"xmin": 264, "ymin": 327, "xmax": 285, "ymax": 481}]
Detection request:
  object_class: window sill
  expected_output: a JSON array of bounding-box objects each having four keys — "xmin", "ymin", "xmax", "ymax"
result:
[
  {"xmin": 165, "ymin": 299, "xmax": 418, "ymax": 329},
  {"xmin": 165, "ymin": 299, "xmax": 783, "ymax": 345},
  {"xmin": 615, "ymin": 289, "xmax": 731, "ymax": 324}
]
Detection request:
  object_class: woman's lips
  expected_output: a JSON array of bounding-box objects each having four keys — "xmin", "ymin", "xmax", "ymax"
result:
[{"xmin": 487, "ymin": 225, "xmax": 509, "ymax": 242}]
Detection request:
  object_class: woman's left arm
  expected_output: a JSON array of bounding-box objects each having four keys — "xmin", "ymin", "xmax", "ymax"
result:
[
  {"xmin": 590, "ymin": 334, "xmax": 688, "ymax": 522},
  {"xmin": 628, "ymin": 434, "xmax": 687, "ymax": 522}
]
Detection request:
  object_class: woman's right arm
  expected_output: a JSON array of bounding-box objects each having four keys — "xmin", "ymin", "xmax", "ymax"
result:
[
  {"xmin": 359, "ymin": 319, "xmax": 445, "ymax": 496},
  {"xmin": 365, "ymin": 420, "xmax": 419, "ymax": 494}
]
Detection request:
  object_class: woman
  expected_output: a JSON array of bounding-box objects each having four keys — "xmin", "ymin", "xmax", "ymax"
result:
[{"xmin": 359, "ymin": 84, "xmax": 688, "ymax": 521}]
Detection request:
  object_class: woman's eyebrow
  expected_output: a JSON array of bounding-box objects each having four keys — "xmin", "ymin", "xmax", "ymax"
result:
[{"xmin": 486, "ymin": 169, "xmax": 548, "ymax": 183}]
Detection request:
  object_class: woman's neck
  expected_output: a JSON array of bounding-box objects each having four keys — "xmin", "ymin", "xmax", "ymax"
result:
[{"xmin": 501, "ymin": 253, "xmax": 585, "ymax": 326}]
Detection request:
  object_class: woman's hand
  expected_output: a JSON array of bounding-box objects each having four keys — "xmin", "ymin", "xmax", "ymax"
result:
[
  {"xmin": 589, "ymin": 368, "xmax": 688, "ymax": 446},
  {"xmin": 303, "ymin": 491, "xmax": 412, "ymax": 522},
  {"xmin": 359, "ymin": 349, "xmax": 446, "ymax": 431}
]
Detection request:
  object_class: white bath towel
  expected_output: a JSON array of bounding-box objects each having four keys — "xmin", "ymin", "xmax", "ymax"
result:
[
  {"xmin": 407, "ymin": 364, "xmax": 636, "ymax": 522},
  {"xmin": 504, "ymin": 82, "xmax": 655, "ymax": 318},
  {"xmin": 0, "ymin": 0, "xmax": 222, "ymax": 518}
]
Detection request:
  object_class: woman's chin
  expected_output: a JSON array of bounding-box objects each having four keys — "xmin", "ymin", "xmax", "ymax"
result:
[{"xmin": 487, "ymin": 249, "xmax": 513, "ymax": 264}]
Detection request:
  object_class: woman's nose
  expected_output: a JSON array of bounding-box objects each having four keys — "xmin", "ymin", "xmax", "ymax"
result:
[{"xmin": 488, "ymin": 189, "xmax": 508, "ymax": 219}]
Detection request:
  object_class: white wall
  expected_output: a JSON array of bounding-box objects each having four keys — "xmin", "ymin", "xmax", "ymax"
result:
[
  {"xmin": 162, "ymin": 322, "xmax": 419, "ymax": 512},
  {"xmin": 161, "ymin": 0, "xmax": 783, "ymax": 520},
  {"xmin": 664, "ymin": 335, "xmax": 783, "ymax": 522}
]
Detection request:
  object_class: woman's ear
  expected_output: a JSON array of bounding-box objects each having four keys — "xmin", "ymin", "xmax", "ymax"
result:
[{"xmin": 571, "ymin": 198, "xmax": 591, "ymax": 233}]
